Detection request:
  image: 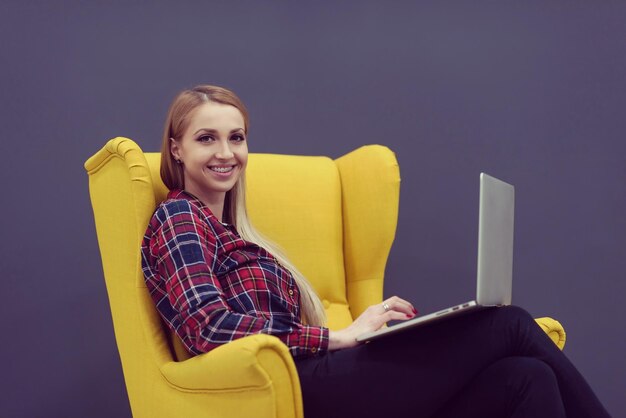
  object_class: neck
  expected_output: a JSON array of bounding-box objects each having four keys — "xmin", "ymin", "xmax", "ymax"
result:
[
  {"xmin": 185, "ymin": 188, "xmax": 226, "ymax": 222},
  {"xmin": 207, "ymin": 201, "xmax": 225, "ymax": 223}
]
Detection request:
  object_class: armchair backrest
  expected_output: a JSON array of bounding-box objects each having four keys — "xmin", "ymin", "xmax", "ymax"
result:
[{"xmin": 85, "ymin": 137, "xmax": 400, "ymax": 412}]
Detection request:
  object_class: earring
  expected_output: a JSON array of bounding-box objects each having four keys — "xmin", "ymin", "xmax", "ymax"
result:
[{"xmin": 176, "ymin": 159, "xmax": 182, "ymax": 165}]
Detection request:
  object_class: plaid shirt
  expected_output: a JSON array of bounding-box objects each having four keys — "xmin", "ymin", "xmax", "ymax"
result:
[{"xmin": 141, "ymin": 190, "xmax": 329, "ymax": 358}]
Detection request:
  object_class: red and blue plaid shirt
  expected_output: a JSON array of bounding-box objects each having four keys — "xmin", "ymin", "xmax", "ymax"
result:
[{"xmin": 141, "ymin": 190, "xmax": 329, "ymax": 358}]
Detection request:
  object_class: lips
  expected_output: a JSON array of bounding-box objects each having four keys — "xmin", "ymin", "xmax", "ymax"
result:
[
  {"xmin": 207, "ymin": 165, "xmax": 238, "ymax": 178},
  {"xmin": 209, "ymin": 165, "xmax": 235, "ymax": 173}
]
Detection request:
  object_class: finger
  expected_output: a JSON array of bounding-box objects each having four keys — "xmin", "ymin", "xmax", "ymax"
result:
[
  {"xmin": 391, "ymin": 296, "xmax": 419, "ymax": 313},
  {"xmin": 383, "ymin": 310, "xmax": 414, "ymax": 323},
  {"xmin": 384, "ymin": 296, "xmax": 419, "ymax": 316},
  {"xmin": 381, "ymin": 300, "xmax": 394, "ymax": 314},
  {"xmin": 381, "ymin": 299, "xmax": 410, "ymax": 315}
]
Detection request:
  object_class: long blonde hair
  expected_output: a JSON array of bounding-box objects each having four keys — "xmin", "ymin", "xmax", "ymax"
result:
[{"xmin": 160, "ymin": 85, "xmax": 326, "ymax": 326}]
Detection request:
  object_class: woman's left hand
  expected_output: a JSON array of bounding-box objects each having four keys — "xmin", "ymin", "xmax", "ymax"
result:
[{"xmin": 328, "ymin": 296, "xmax": 418, "ymax": 350}]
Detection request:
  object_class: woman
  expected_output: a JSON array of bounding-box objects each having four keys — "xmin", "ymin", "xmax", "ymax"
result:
[{"xmin": 141, "ymin": 85, "xmax": 609, "ymax": 417}]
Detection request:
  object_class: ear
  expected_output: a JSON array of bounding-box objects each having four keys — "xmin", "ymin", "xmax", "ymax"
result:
[{"xmin": 170, "ymin": 137, "xmax": 181, "ymax": 162}]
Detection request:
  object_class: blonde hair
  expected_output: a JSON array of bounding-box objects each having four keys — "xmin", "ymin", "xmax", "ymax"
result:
[{"xmin": 160, "ymin": 85, "xmax": 326, "ymax": 327}]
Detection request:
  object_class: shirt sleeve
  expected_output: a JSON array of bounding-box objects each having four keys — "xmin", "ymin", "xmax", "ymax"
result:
[{"xmin": 152, "ymin": 200, "xmax": 329, "ymax": 358}]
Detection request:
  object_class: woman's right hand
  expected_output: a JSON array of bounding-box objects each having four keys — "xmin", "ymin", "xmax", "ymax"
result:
[{"xmin": 328, "ymin": 296, "xmax": 418, "ymax": 350}]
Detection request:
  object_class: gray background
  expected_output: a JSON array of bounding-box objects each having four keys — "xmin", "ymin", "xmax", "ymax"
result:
[{"xmin": 1, "ymin": 1, "xmax": 624, "ymax": 417}]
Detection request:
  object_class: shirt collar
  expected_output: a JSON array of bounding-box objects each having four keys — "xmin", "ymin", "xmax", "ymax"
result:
[
  {"xmin": 167, "ymin": 189, "xmax": 232, "ymax": 228},
  {"xmin": 167, "ymin": 189, "xmax": 205, "ymax": 207}
]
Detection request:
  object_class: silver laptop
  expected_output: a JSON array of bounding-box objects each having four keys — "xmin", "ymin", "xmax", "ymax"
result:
[{"xmin": 356, "ymin": 173, "xmax": 515, "ymax": 343}]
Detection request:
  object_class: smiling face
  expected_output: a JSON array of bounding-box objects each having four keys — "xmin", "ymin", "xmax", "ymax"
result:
[{"xmin": 170, "ymin": 101, "xmax": 248, "ymax": 213}]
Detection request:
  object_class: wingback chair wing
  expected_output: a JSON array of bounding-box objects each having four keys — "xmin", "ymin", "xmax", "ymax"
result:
[{"xmin": 85, "ymin": 137, "xmax": 566, "ymax": 418}]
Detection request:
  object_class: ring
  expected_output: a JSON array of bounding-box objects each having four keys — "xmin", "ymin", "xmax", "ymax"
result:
[{"xmin": 382, "ymin": 302, "xmax": 390, "ymax": 312}]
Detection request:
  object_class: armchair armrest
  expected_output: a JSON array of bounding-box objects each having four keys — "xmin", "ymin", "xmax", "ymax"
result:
[
  {"xmin": 535, "ymin": 317, "xmax": 566, "ymax": 350},
  {"xmin": 160, "ymin": 333, "xmax": 298, "ymax": 390},
  {"xmin": 160, "ymin": 334, "xmax": 303, "ymax": 417}
]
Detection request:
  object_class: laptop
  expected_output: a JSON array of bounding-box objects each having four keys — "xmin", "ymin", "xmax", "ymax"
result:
[{"xmin": 356, "ymin": 173, "xmax": 515, "ymax": 343}]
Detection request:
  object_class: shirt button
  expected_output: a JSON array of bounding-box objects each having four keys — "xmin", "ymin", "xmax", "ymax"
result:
[
  {"xmin": 288, "ymin": 289, "xmax": 294, "ymax": 296},
  {"xmin": 311, "ymin": 347, "xmax": 317, "ymax": 353}
]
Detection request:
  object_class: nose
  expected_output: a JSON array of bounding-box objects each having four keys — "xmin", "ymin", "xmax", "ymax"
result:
[{"xmin": 215, "ymin": 140, "xmax": 234, "ymax": 160}]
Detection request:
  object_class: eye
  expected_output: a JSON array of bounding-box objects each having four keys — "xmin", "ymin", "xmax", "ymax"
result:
[
  {"xmin": 197, "ymin": 135, "xmax": 215, "ymax": 143},
  {"xmin": 230, "ymin": 133, "xmax": 246, "ymax": 142}
]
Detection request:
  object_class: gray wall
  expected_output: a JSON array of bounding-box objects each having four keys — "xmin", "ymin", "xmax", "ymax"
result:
[{"xmin": 1, "ymin": 1, "xmax": 624, "ymax": 417}]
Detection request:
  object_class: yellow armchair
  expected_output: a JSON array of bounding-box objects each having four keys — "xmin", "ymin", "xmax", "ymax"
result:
[{"xmin": 85, "ymin": 137, "xmax": 565, "ymax": 418}]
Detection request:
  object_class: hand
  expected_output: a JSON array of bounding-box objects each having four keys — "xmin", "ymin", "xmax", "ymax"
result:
[{"xmin": 328, "ymin": 296, "xmax": 418, "ymax": 350}]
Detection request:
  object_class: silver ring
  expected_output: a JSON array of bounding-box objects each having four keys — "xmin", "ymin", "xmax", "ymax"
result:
[{"xmin": 382, "ymin": 302, "xmax": 390, "ymax": 312}]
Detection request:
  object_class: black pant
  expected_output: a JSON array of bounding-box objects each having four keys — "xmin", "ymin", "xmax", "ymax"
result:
[{"xmin": 295, "ymin": 306, "xmax": 609, "ymax": 418}]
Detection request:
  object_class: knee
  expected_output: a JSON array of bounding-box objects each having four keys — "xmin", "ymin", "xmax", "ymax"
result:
[
  {"xmin": 494, "ymin": 305, "xmax": 538, "ymax": 330},
  {"xmin": 500, "ymin": 305, "xmax": 534, "ymax": 322}
]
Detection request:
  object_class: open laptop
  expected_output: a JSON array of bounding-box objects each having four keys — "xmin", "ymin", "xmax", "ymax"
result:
[{"xmin": 356, "ymin": 173, "xmax": 515, "ymax": 343}]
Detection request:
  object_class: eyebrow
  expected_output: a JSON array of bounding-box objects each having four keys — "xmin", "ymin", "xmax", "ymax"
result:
[{"xmin": 193, "ymin": 128, "xmax": 245, "ymax": 135}]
